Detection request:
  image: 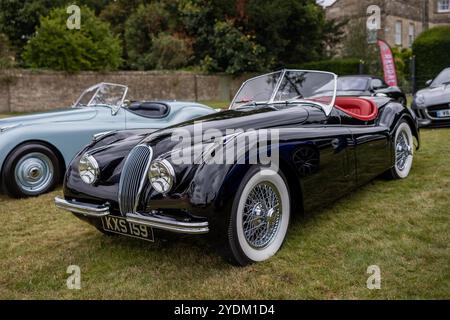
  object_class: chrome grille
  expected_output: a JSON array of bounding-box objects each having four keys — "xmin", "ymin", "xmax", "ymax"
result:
[{"xmin": 118, "ymin": 145, "xmax": 152, "ymax": 215}]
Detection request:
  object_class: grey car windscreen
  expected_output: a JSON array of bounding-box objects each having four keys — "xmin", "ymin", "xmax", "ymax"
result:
[
  {"xmin": 431, "ymin": 69, "xmax": 450, "ymax": 87},
  {"xmin": 74, "ymin": 83, "xmax": 128, "ymax": 112}
]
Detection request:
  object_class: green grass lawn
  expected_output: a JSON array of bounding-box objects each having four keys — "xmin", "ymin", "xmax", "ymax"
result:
[
  {"xmin": 0, "ymin": 123, "xmax": 449, "ymax": 299},
  {"xmin": 0, "ymin": 112, "xmax": 28, "ymax": 119},
  {"xmin": 199, "ymin": 100, "xmax": 230, "ymax": 109}
]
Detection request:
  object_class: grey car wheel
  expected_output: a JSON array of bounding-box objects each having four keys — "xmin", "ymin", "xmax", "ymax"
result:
[{"xmin": 2, "ymin": 143, "xmax": 61, "ymax": 198}]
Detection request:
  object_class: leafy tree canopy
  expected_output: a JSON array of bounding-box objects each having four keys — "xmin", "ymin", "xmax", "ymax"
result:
[
  {"xmin": 0, "ymin": 0, "xmax": 345, "ymax": 74},
  {"xmin": 413, "ymin": 26, "xmax": 450, "ymax": 88},
  {"xmin": 0, "ymin": 0, "xmax": 111, "ymax": 51},
  {"xmin": 22, "ymin": 6, "xmax": 122, "ymax": 72}
]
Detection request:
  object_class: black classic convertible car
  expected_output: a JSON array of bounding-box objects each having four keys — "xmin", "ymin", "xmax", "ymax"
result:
[{"xmin": 55, "ymin": 70, "xmax": 419, "ymax": 266}]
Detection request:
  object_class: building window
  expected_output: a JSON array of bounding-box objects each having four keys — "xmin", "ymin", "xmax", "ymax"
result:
[
  {"xmin": 395, "ymin": 21, "xmax": 402, "ymax": 46},
  {"xmin": 438, "ymin": 0, "xmax": 450, "ymax": 12},
  {"xmin": 409, "ymin": 24, "xmax": 415, "ymax": 47}
]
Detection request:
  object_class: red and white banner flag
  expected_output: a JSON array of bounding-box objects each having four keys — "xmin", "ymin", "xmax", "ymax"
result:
[{"xmin": 377, "ymin": 39, "xmax": 398, "ymax": 87}]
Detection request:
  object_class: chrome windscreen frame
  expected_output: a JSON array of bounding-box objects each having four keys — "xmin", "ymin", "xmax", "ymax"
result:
[
  {"xmin": 229, "ymin": 69, "xmax": 338, "ymax": 116},
  {"xmin": 72, "ymin": 82, "xmax": 129, "ymax": 115}
]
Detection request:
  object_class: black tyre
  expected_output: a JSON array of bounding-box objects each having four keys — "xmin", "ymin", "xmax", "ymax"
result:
[
  {"xmin": 1, "ymin": 143, "xmax": 61, "ymax": 198},
  {"xmin": 387, "ymin": 121, "xmax": 414, "ymax": 179},
  {"xmin": 225, "ymin": 166, "xmax": 291, "ymax": 266}
]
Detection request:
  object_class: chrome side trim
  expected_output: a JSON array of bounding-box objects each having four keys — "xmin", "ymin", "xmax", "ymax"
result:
[
  {"xmin": 54, "ymin": 197, "xmax": 110, "ymax": 217},
  {"xmin": 126, "ymin": 213, "xmax": 209, "ymax": 235}
]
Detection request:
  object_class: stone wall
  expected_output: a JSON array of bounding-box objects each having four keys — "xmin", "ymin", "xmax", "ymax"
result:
[
  {"xmin": 0, "ymin": 70, "xmax": 248, "ymax": 113},
  {"xmin": 0, "ymin": 78, "xmax": 9, "ymax": 113}
]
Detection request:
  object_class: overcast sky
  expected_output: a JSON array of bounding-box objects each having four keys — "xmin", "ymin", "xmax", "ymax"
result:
[{"xmin": 316, "ymin": 0, "xmax": 337, "ymax": 7}]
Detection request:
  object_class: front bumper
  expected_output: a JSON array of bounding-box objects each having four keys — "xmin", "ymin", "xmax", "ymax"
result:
[
  {"xmin": 55, "ymin": 197, "xmax": 209, "ymax": 235},
  {"xmin": 412, "ymin": 104, "xmax": 450, "ymax": 128}
]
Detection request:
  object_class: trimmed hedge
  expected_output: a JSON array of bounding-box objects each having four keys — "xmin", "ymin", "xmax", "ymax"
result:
[
  {"xmin": 413, "ymin": 26, "xmax": 450, "ymax": 88},
  {"xmin": 291, "ymin": 58, "xmax": 361, "ymax": 75}
]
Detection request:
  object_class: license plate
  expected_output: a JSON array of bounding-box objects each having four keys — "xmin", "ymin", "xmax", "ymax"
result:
[
  {"xmin": 436, "ymin": 109, "xmax": 450, "ymax": 118},
  {"xmin": 101, "ymin": 216, "xmax": 154, "ymax": 242}
]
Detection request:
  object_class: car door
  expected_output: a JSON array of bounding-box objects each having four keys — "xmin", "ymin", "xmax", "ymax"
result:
[
  {"xmin": 295, "ymin": 111, "xmax": 357, "ymax": 212},
  {"xmin": 347, "ymin": 125, "xmax": 391, "ymax": 185},
  {"xmin": 124, "ymin": 108, "xmax": 169, "ymax": 131}
]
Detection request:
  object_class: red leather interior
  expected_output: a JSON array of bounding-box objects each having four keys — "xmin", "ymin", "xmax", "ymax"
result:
[{"xmin": 334, "ymin": 97, "xmax": 378, "ymax": 121}]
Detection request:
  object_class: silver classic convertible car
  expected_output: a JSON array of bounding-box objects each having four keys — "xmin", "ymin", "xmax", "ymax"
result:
[{"xmin": 0, "ymin": 83, "xmax": 215, "ymax": 198}]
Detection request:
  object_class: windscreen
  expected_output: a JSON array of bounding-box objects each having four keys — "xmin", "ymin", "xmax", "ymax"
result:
[
  {"xmin": 232, "ymin": 71, "xmax": 283, "ymax": 105},
  {"xmin": 231, "ymin": 70, "xmax": 337, "ymax": 115},
  {"xmin": 431, "ymin": 69, "xmax": 450, "ymax": 87},
  {"xmin": 74, "ymin": 83, "xmax": 128, "ymax": 112}
]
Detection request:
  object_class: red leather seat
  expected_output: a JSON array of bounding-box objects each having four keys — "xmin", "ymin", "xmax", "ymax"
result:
[{"xmin": 334, "ymin": 97, "xmax": 378, "ymax": 121}]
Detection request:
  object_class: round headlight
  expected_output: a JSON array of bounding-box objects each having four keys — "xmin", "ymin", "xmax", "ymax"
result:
[
  {"xmin": 78, "ymin": 154, "xmax": 99, "ymax": 185},
  {"xmin": 148, "ymin": 159, "xmax": 175, "ymax": 194},
  {"xmin": 415, "ymin": 94, "xmax": 425, "ymax": 107}
]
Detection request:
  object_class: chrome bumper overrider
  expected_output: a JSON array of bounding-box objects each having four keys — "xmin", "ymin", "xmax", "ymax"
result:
[
  {"xmin": 55, "ymin": 197, "xmax": 110, "ymax": 217},
  {"xmin": 54, "ymin": 197, "xmax": 209, "ymax": 235}
]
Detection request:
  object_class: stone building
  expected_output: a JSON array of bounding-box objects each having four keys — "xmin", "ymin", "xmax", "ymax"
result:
[{"xmin": 324, "ymin": 0, "xmax": 450, "ymax": 49}]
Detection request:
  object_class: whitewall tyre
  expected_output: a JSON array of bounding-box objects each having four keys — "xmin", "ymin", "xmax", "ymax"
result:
[
  {"xmin": 389, "ymin": 121, "xmax": 414, "ymax": 179},
  {"xmin": 227, "ymin": 167, "xmax": 290, "ymax": 266}
]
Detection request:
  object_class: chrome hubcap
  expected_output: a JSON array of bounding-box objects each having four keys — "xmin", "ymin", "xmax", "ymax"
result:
[
  {"xmin": 396, "ymin": 131, "xmax": 412, "ymax": 171},
  {"xmin": 15, "ymin": 153, "xmax": 54, "ymax": 194},
  {"xmin": 243, "ymin": 182, "xmax": 282, "ymax": 249}
]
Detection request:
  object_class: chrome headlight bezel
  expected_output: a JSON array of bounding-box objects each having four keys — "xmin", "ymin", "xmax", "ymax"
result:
[
  {"xmin": 78, "ymin": 154, "xmax": 100, "ymax": 185},
  {"xmin": 148, "ymin": 159, "xmax": 175, "ymax": 194}
]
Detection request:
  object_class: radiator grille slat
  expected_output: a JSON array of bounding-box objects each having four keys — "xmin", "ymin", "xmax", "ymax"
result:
[{"xmin": 118, "ymin": 145, "xmax": 152, "ymax": 215}]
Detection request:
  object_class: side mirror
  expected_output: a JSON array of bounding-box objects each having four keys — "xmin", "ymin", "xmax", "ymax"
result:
[{"xmin": 425, "ymin": 80, "xmax": 432, "ymax": 87}]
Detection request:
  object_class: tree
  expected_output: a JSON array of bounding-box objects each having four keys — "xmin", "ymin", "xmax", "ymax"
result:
[
  {"xmin": 22, "ymin": 7, "xmax": 122, "ymax": 72},
  {"xmin": 100, "ymin": 0, "xmax": 144, "ymax": 38},
  {"xmin": 0, "ymin": 0, "xmax": 66, "ymax": 50},
  {"xmin": 124, "ymin": 2, "xmax": 172, "ymax": 70},
  {"xmin": 341, "ymin": 19, "xmax": 380, "ymax": 76},
  {"xmin": 244, "ymin": 0, "xmax": 327, "ymax": 66},
  {"xmin": 0, "ymin": 33, "xmax": 15, "ymax": 69},
  {"xmin": 147, "ymin": 33, "xmax": 192, "ymax": 70},
  {"xmin": 322, "ymin": 18, "xmax": 348, "ymax": 59},
  {"xmin": 201, "ymin": 20, "xmax": 267, "ymax": 74},
  {"xmin": 0, "ymin": 0, "xmax": 111, "ymax": 53},
  {"xmin": 178, "ymin": 0, "xmax": 237, "ymax": 65},
  {"xmin": 413, "ymin": 26, "xmax": 450, "ymax": 88}
]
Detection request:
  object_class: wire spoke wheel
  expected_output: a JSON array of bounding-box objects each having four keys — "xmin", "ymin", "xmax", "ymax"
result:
[
  {"xmin": 395, "ymin": 131, "xmax": 412, "ymax": 171},
  {"xmin": 390, "ymin": 121, "xmax": 414, "ymax": 180},
  {"xmin": 228, "ymin": 167, "xmax": 290, "ymax": 266},
  {"xmin": 242, "ymin": 182, "xmax": 282, "ymax": 249}
]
